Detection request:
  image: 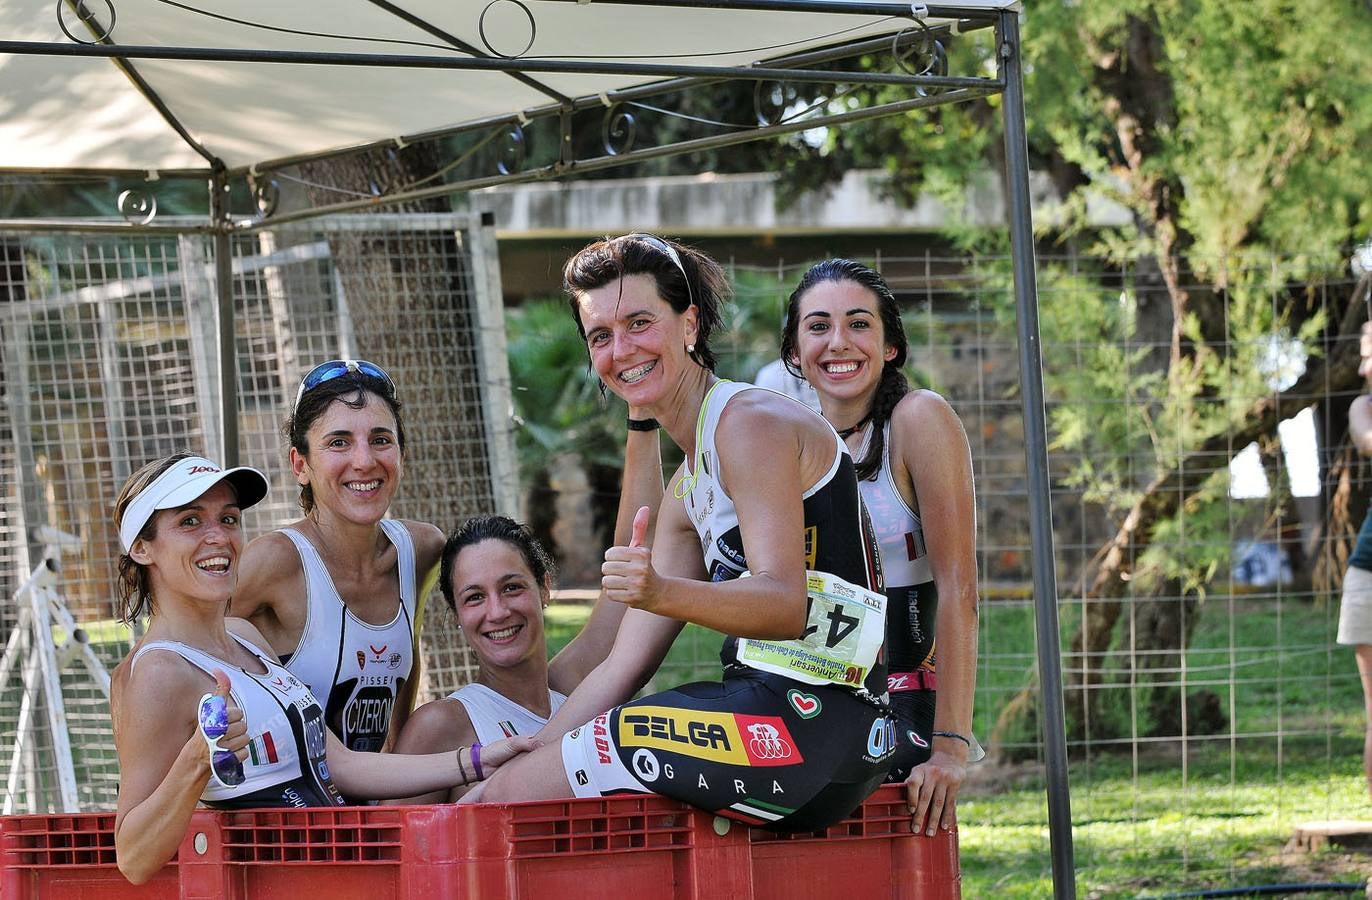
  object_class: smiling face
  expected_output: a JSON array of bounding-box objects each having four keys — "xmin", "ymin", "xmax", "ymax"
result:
[
  {"xmin": 451, "ymin": 538, "xmax": 549, "ymax": 671},
  {"xmin": 290, "ymin": 390, "xmax": 402, "ymax": 526},
  {"xmin": 792, "ymin": 279, "xmax": 898, "ymax": 406},
  {"xmin": 576, "ymin": 273, "xmax": 698, "ymax": 410},
  {"xmin": 132, "ymin": 481, "xmax": 243, "ymax": 608}
]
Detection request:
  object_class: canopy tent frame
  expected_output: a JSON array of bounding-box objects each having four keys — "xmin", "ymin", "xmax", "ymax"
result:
[{"xmin": 1, "ymin": 4, "xmax": 1075, "ymax": 896}]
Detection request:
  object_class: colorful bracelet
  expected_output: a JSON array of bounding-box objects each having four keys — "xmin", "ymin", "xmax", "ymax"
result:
[
  {"xmin": 627, "ymin": 417, "xmax": 660, "ymax": 431},
  {"xmin": 471, "ymin": 741, "xmax": 485, "ymax": 781}
]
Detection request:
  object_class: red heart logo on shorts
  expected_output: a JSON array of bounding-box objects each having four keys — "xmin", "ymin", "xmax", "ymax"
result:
[{"xmin": 787, "ymin": 688, "xmax": 822, "ymax": 719}]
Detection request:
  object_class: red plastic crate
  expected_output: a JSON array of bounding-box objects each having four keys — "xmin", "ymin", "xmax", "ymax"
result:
[
  {"xmin": 1, "ymin": 787, "xmax": 959, "ymax": 899},
  {"xmin": 750, "ymin": 785, "xmax": 961, "ymax": 900}
]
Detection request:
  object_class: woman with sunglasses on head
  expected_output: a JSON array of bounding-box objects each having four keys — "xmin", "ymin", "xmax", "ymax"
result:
[
  {"xmin": 232, "ymin": 360, "xmax": 434, "ymax": 765},
  {"xmin": 477, "ymin": 234, "xmax": 898, "ymax": 832},
  {"xmin": 109, "ymin": 453, "xmax": 532, "ymax": 885},
  {"xmin": 782, "ymin": 259, "xmax": 980, "ymax": 838}
]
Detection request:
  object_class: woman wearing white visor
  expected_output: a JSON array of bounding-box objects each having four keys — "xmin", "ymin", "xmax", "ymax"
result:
[{"xmin": 108, "ymin": 452, "xmax": 533, "ymax": 885}]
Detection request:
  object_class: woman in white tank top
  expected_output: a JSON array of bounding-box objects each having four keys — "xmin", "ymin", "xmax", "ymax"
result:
[
  {"xmin": 391, "ymin": 423, "xmax": 662, "ymax": 802},
  {"xmin": 233, "ymin": 360, "xmax": 444, "ymax": 758},
  {"xmin": 782, "ymin": 259, "xmax": 981, "ymax": 838},
  {"xmin": 109, "ymin": 453, "xmax": 534, "ymax": 884}
]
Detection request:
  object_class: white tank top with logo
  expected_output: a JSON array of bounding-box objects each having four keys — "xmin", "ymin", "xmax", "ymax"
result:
[
  {"xmin": 279, "ymin": 519, "xmax": 418, "ymax": 753},
  {"xmin": 131, "ymin": 633, "xmax": 345, "ymax": 809},
  {"xmin": 447, "ymin": 682, "xmax": 567, "ymax": 745}
]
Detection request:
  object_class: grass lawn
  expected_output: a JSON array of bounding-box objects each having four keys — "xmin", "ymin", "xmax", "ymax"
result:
[{"xmin": 552, "ymin": 594, "xmax": 1369, "ymax": 898}]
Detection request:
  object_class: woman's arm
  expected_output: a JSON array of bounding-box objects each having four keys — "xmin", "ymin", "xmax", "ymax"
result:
[
  {"xmin": 231, "ymin": 532, "xmax": 307, "ymax": 659},
  {"xmin": 601, "ymin": 392, "xmax": 813, "ymax": 639},
  {"xmin": 383, "ymin": 698, "xmax": 478, "ymax": 803},
  {"xmin": 112, "ymin": 659, "xmax": 247, "ymax": 884},
  {"xmin": 549, "ymin": 424, "xmax": 664, "ymax": 694},
  {"xmin": 535, "ymin": 492, "xmax": 698, "ymax": 741},
  {"xmin": 1350, "ymin": 395, "xmax": 1372, "ymax": 457},
  {"xmin": 322, "ymin": 729, "xmax": 533, "ymax": 800},
  {"xmin": 892, "ymin": 391, "xmax": 979, "ymax": 836},
  {"xmin": 388, "ymin": 520, "xmax": 446, "ymax": 746}
]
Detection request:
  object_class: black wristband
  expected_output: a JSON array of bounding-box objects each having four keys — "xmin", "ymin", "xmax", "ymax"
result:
[
  {"xmin": 627, "ymin": 417, "xmax": 660, "ymax": 432},
  {"xmin": 932, "ymin": 730, "xmax": 971, "ymax": 748}
]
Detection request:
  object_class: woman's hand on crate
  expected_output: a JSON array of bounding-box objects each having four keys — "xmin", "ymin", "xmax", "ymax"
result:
[{"xmin": 905, "ymin": 746, "xmax": 965, "ymax": 837}]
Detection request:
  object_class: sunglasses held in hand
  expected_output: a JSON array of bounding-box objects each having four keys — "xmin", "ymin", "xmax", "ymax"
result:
[{"xmin": 197, "ymin": 692, "xmax": 246, "ymax": 788}]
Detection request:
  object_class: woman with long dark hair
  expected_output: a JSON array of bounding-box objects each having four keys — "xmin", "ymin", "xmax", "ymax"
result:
[{"xmin": 781, "ymin": 259, "xmax": 980, "ymax": 836}]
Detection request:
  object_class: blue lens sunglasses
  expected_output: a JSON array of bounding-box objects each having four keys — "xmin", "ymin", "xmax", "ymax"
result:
[
  {"xmin": 197, "ymin": 692, "xmax": 246, "ymax": 788},
  {"xmin": 293, "ymin": 359, "xmax": 395, "ymax": 413}
]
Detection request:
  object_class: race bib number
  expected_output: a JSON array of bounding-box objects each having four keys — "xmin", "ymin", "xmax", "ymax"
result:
[{"xmin": 736, "ymin": 571, "xmax": 886, "ymax": 688}]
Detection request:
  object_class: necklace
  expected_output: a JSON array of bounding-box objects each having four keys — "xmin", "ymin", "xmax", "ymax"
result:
[{"xmin": 836, "ymin": 416, "xmax": 870, "ymax": 439}]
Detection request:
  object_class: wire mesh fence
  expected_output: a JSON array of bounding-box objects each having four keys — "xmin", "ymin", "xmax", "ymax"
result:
[
  {"xmin": 521, "ymin": 246, "xmax": 1362, "ymax": 894},
  {"xmin": 0, "ymin": 213, "xmax": 511, "ymax": 814}
]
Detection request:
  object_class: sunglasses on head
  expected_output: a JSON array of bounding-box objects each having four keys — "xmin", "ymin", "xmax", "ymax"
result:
[
  {"xmin": 612, "ymin": 233, "xmax": 694, "ymax": 308},
  {"xmin": 293, "ymin": 359, "xmax": 395, "ymax": 413},
  {"xmin": 197, "ymin": 692, "xmax": 246, "ymax": 788}
]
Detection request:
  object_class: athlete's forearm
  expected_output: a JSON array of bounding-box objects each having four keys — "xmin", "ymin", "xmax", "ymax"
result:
[
  {"xmin": 551, "ymin": 430, "xmax": 664, "ymax": 691},
  {"xmin": 115, "ymin": 737, "xmax": 211, "ymax": 884},
  {"xmin": 327, "ymin": 736, "xmax": 467, "ymax": 799},
  {"xmin": 648, "ymin": 571, "xmax": 807, "ymax": 640},
  {"xmin": 539, "ymin": 650, "xmax": 648, "ymax": 742},
  {"xmin": 930, "ymin": 583, "xmax": 978, "ymax": 745}
]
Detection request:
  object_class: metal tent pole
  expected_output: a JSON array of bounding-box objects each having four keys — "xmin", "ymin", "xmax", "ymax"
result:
[
  {"xmin": 998, "ymin": 10, "xmax": 1077, "ymax": 899},
  {"xmin": 211, "ymin": 171, "xmax": 239, "ymax": 466}
]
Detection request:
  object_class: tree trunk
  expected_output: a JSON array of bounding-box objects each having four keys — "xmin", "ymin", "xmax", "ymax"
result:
[
  {"xmin": 994, "ymin": 278, "xmax": 1368, "ymax": 756},
  {"xmin": 292, "ymin": 146, "xmax": 496, "ymax": 699}
]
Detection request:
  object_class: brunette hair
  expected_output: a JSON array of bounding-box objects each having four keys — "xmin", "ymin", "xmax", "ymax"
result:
[
  {"xmin": 112, "ymin": 451, "xmax": 196, "ymax": 624},
  {"xmin": 563, "ymin": 233, "xmax": 730, "ymax": 373},
  {"xmin": 285, "ymin": 373, "xmax": 405, "ymax": 513},
  {"xmin": 439, "ymin": 515, "xmax": 557, "ymax": 613},
  {"xmin": 781, "ymin": 259, "xmax": 909, "ymax": 481}
]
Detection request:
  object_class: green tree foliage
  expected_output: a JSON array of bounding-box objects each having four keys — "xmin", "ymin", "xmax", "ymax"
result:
[{"xmin": 683, "ymin": 2, "xmax": 1372, "ymax": 748}]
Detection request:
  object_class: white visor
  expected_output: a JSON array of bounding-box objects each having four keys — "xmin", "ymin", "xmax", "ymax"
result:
[{"xmin": 118, "ymin": 456, "xmax": 270, "ymax": 552}]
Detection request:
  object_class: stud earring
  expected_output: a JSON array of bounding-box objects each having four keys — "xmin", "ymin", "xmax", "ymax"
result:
[{"xmin": 687, "ymin": 343, "xmax": 695, "ymax": 354}]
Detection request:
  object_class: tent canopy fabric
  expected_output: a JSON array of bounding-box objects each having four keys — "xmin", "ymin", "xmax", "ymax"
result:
[{"xmin": 2, "ymin": 0, "xmax": 1016, "ymax": 176}]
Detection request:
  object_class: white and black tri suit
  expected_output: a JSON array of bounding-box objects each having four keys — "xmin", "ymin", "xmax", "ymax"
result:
[
  {"xmin": 131, "ymin": 634, "xmax": 346, "ymax": 809},
  {"xmin": 561, "ymin": 380, "xmax": 898, "ymax": 832},
  {"xmin": 859, "ymin": 420, "xmax": 938, "ymax": 780},
  {"xmin": 278, "ymin": 520, "xmax": 417, "ymax": 756},
  {"xmin": 447, "ymin": 682, "xmax": 567, "ymax": 745}
]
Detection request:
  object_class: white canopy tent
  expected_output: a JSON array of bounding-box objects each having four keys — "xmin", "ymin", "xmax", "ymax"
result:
[
  {"xmin": 0, "ymin": 3, "xmax": 1076, "ymax": 896},
  {"xmin": 2, "ymin": 0, "xmax": 1010, "ymax": 175}
]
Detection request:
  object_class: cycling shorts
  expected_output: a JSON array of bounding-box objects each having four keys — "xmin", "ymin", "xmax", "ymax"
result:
[
  {"xmin": 883, "ymin": 687, "xmax": 935, "ymax": 783},
  {"xmin": 560, "ymin": 669, "xmax": 895, "ymax": 832}
]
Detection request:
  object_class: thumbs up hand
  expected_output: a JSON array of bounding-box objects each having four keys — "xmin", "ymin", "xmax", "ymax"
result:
[
  {"xmin": 210, "ymin": 669, "xmax": 250, "ymax": 765},
  {"xmin": 601, "ymin": 506, "xmax": 659, "ymax": 610}
]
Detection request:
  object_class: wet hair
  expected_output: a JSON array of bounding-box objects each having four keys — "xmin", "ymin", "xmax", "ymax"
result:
[
  {"xmin": 563, "ymin": 234, "xmax": 730, "ymax": 373},
  {"xmin": 285, "ymin": 373, "xmax": 405, "ymax": 513},
  {"xmin": 439, "ymin": 515, "xmax": 557, "ymax": 613},
  {"xmin": 112, "ymin": 451, "xmax": 197, "ymax": 624},
  {"xmin": 781, "ymin": 259, "xmax": 909, "ymax": 481}
]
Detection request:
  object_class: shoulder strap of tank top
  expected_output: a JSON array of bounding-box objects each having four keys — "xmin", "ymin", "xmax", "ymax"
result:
[
  {"xmin": 875, "ymin": 419, "xmax": 919, "ymax": 522},
  {"xmin": 130, "ymin": 640, "xmax": 217, "ymax": 678},
  {"xmin": 674, "ymin": 379, "xmax": 734, "ymax": 500},
  {"xmin": 378, "ymin": 519, "xmax": 417, "ymax": 615}
]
